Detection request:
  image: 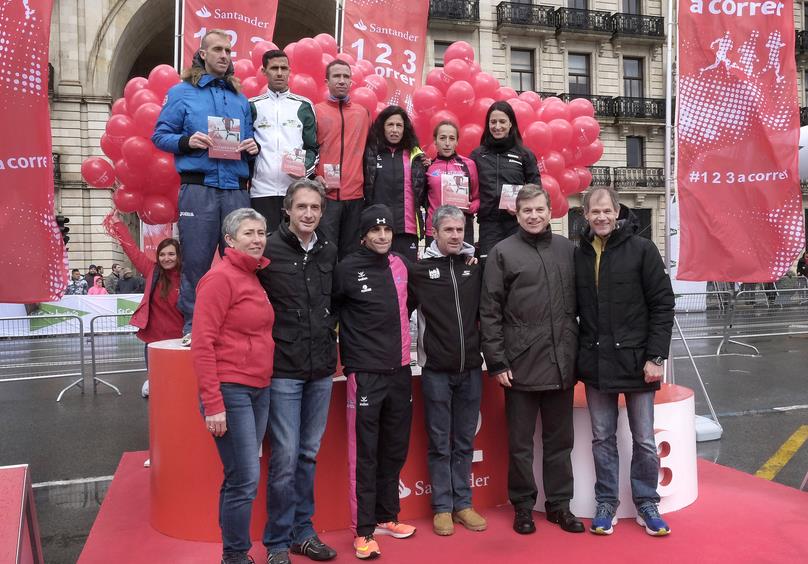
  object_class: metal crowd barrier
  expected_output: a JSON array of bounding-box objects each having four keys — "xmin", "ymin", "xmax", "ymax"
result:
[
  {"xmin": 0, "ymin": 315, "xmax": 86, "ymax": 401},
  {"xmin": 88, "ymin": 314, "xmax": 146, "ymax": 396}
]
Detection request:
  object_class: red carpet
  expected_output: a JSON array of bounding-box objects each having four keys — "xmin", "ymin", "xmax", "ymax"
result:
[{"xmin": 79, "ymin": 451, "xmax": 808, "ymax": 564}]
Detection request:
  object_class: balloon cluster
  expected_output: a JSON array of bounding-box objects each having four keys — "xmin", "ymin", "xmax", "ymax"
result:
[
  {"xmin": 411, "ymin": 42, "xmax": 604, "ymax": 219},
  {"xmin": 80, "ymin": 64, "xmax": 182, "ymax": 224}
]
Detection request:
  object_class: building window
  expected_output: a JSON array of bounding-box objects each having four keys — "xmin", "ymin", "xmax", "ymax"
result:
[
  {"xmin": 511, "ymin": 49, "xmax": 534, "ymax": 93},
  {"xmin": 568, "ymin": 0, "xmax": 587, "ymax": 8},
  {"xmin": 623, "ymin": 0, "xmax": 641, "ymax": 14},
  {"xmin": 630, "ymin": 208, "xmax": 653, "ymax": 240},
  {"xmin": 626, "ymin": 136, "xmax": 645, "ymax": 167},
  {"xmin": 623, "ymin": 57, "xmax": 644, "ymax": 98},
  {"xmin": 434, "ymin": 42, "xmax": 451, "ymax": 68},
  {"xmin": 567, "ymin": 207, "xmax": 587, "ymax": 245},
  {"xmin": 568, "ymin": 54, "xmax": 591, "ymax": 95}
]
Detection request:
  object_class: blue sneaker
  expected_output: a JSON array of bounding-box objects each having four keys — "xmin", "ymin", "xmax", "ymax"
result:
[
  {"xmin": 590, "ymin": 503, "xmax": 617, "ymax": 535},
  {"xmin": 636, "ymin": 503, "xmax": 670, "ymax": 536}
]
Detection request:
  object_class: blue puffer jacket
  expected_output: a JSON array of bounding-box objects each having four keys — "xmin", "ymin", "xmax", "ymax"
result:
[{"xmin": 152, "ymin": 74, "xmax": 254, "ymax": 189}]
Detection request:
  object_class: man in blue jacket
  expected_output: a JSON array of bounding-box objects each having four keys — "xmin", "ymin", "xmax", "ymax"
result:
[{"xmin": 152, "ymin": 29, "xmax": 258, "ymax": 339}]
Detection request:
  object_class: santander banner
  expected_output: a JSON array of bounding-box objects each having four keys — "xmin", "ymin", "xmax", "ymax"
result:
[
  {"xmin": 182, "ymin": 0, "xmax": 278, "ymax": 67},
  {"xmin": 342, "ymin": 0, "xmax": 429, "ymax": 114},
  {"xmin": 677, "ymin": 0, "xmax": 803, "ymax": 282},
  {"xmin": 0, "ymin": 0, "xmax": 68, "ymax": 302}
]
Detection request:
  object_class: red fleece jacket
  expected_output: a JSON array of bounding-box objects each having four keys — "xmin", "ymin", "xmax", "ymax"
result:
[{"xmin": 192, "ymin": 248, "xmax": 275, "ymax": 415}]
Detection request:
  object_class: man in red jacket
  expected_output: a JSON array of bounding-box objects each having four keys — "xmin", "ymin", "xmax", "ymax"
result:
[{"xmin": 315, "ymin": 60, "xmax": 371, "ymax": 260}]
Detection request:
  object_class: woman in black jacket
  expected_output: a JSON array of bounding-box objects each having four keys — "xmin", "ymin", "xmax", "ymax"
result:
[{"xmin": 470, "ymin": 101, "xmax": 540, "ymax": 258}]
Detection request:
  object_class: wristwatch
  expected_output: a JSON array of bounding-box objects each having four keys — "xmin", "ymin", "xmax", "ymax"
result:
[{"xmin": 649, "ymin": 356, "xmax": 665, "ymax": 366}]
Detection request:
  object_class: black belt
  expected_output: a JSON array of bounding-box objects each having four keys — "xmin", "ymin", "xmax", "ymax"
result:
[{"xmin": 180, "ymin": 173, "xmax": 249, "ymax": 190}]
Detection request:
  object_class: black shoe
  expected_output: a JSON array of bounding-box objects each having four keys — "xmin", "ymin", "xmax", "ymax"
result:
[
  {"xmin": 513, "ymin": 507, "xmax": 536, "ymax": 534},
  {"xmin": 222, "ymin": 552, "xmax": 255, "ymax": 564},
  {"xmin": 290, "ymin": 535, "xmax": 337, "ymax": 561},
  {"xmin": 545, "ymin": 506, "xmax": 585, "ymax": 533},
  {"xmin": 267, "ymin": 551, "xmax": 291, "ymax": 564}
]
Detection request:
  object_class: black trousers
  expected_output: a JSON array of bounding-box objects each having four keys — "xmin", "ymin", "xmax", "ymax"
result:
[
  {"xmin": 504, "ymin": 386, "xmax": 575, "ymax": 511},
  {"xmin": 321, "ymin": 198, "xmax": 364, "ymax": 260},
  {"xmin": 478, "ymin": 217, "xmax": 519, "ymax": 260},
  {"xmin": 348, "ymin": 366, "xmax": 413, "ymax": 537},
  {"xmin": 391, "ymin": 234, "xmax": 419, "ymax": 263},
  {"xmin": 251, "ymin": 196, "xmax": 286, "ymax": 234}
]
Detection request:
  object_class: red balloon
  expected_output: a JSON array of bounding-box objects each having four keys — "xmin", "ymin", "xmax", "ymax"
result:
[
  {"xmin": 133, "ymin": 102, "xmax": 162, "ymax": 139},
  {"xmin": 81, "ymin": 157, "xmax": 116, "ymax": 188},
  {"xmin": 241, "ymin": 77, "xmax": 261, "ymax": 99},
  {"xmin": 426, "ymin": 68, "xmax": 450, "ymax": 94},
  {"xmin": 337, "ymin": 52, "xmax": 356, "ymax": 66},
  {"xmin": 148, "ymin": 152, "xmax": 176, "ymax": 185},
  {"xmin": 469, "ymin": 61, "xmax": 482, "ymax": 76},
  {"xmin": 349, "ymin": 64, "xmax": 366, "ymax": 84},
  {"xmin": 523, "ymin": 121, "xmax": 553, "ymax": 156},
  {"xmin": 538, "ymin": 151, "xmax": 565, "ymax": 177},
  {"xmin": 412, "ymin": 115, "xmax": 433, "ymax": 146},
  {"xmin": 429, "ymin": 110, "xmax": 460, "ymax": 135},
  {"xmin": 233, "ymin": 59, "xmax": 255, "ymax": 81},
  {"xmin": 578, "ymin": 139, "xmax": 604, "ymax": 166},
  {"xmin": 412, "ymin": 86, "xmax": 445, "ymax": 115},
  {"xmin": 115, "ymin": 159, "xmax": 145, "ymax": 190},
  {"xmin": 128, "ymin": 88, "xmax": 160, "ymax": 114},
  {"xmin": 100, "ymin": 133, "xmax": 123, "ymax": 161},
  {"xmin": 472, "ymin": 72, "xmax": 499, "ymax": 99},
  {"xmin": 251, "ymin": 40, "xmax": 279, "ymax": 70},
  {"xmin": 571, "ymin": 116, "xmax": 601, "ymax": 147},
  {"xmin": 314, "ymin": 33, "xmax": 338, "ymax": 57},
  {"xmin": 111, "ymin": 98, "xmax": 129, "ymax": 116},
  {"xmin": 542, "ymin": 101, "xmax": 570, "ymax": 122},
  {"xmin": 140, "ymin": 195, "xmax": 176, "ymax": 225},
  {"xmin": 373, "ymin": 102, "xmax": 386, "ymax": 120},
  {"xmin": 254, "ymin": 68, "xmax": 268, "ymax": 89},
  {"xmin": 124, "ymin": 77, "xmax": 149, "ymax": 108},
  {"xmin": 112, "ymin": 185, "xmax": 143, "ymax": 213},
  {"xmin": 567, "ymin": 97, "xmax": 596, "ymax": 119},
  {"xmin": 561, "ymin": 146, "xmax": 581, "ymax": 167},
  {"xmin": 494, "ymin": 87, "xmax": 518, "ymax": 101},
  {"xmin": 294, "ymin": 38, "xmax": 323, "ymax": 76},
  {"xmin": 423, "ymin": 142, "xmax": 437, "ymax": 160},
  {"xmin": 548, "ymin": 119, "xmax": 573, "ymax": 149},
  {"xmin": 542, "ymin": 175, "xmax": 560, "ymax": 199},
  {"xmin": 574, "ymin": 166, "xmax": 593, "ymax": 191},
  {"xmin": 443, "ymin": 41, "xmax": 475, "ymax": 65},
  {"xmin": 458, "ymin": 123, "xmax": 483, "ymax": 157},
  {"xmin": 446, "ymin": 80, "xmax": 475, "ymax": 117},
  {"xmin": 470, "ymin": 97, "xmax": 495, "ymax": 127},
  {"xmin": 121, "ymin": 136, "xmax": 155, "ymax": 169},
  {"xmin": 518, "ymin": 90, "xmax": 542, "ymax": 111},
  {"xmin": 147, "ymin": 64, "xmax": 180, "ymax": 100},
  {"xmin": 284, "ymin": 42, "xmax": 297, "ymax": 65},
  {"xmin": 356, "ymin": 58, "xmax": 375, "ymax": 78},
  {"xmin": 352, "ymin": 87, "xmax": 378, "ymax": 114},
  {"xmin": 507, "ymin": 99, "xmax": 535, "ymax": 133},
  {"xmin": 289, "ymin": 74, "xmax": 318, "ymax": 102},
  {"xmin": 363, "ymin": 74, "xmax": 388, "ymax": 103},
  {"xmin": 557, "ymin": 168, "xmax": 580, "ymax": 196},
  {"xmin": 551, "ymin": 192, "xmax": 569, "ymax": 219},
  {"xmin": 106, "ymin": 114, "xmax": 137, "ymax": 143},
  {"xmin": 443, "ymin": 59, "xmax": 472, "ymax": 83}
]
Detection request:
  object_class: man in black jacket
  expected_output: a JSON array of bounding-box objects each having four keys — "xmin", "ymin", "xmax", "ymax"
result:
[
  {"xmin": 258, "ymin": 180, "xmax": 338, "ymax": 564},
  {"xmin": 575, "ymin": 186, "xmax": 674, "ymax": 537},
  {"xmin": 409, "ymin": 205, "xmax": 487, "ymax": 537},
  {"xmin": 480, "ymin": 184, "xmax": 583, "ymax": 536},
  {"xmin": 333, "ymin": 204, "xmax": 416, "ymax": 560}
]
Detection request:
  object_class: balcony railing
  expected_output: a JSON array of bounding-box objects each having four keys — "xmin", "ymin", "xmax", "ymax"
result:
[
  {"xmin": 535, "ymin": 91, "xmax": 558, "ymax": 99},
  {"xmin": 610, "ymin": 13, "xmax": 664, "ymax": 38},
  {"xmin": 797, "ymin": 30, "xmax": 808, "ymax": 55},
  {"xmin": 429, "ymin": 0, "xmax": 479, "ymax": 22},
  {"xmin": 559, "ymin": 93, "xmax": 614, "ymax": 117},
  {"xmin": 613, "ymin": 167, "xmax": 664, "ymax": 189},
  {"xmin": 555, "ymin": 8, "xmax": 612, "ymax": 33},
  {"xmin": 613, "ymin": 97, "xmax": 665, "ymax": 120},
  {"xmin": 496, "ymin": 2, "xmax": 556, "ymax": 28},
  {"xmin": 589, "ymin": 166, "xmax": 611, "ymax": 187},
  {"xmin": 801, "ymin": 107, "xmax": 808, "ymax": 127},
  {"xmin": 52, "ymin": 152, "xmax": 61, "ymax": 185}
]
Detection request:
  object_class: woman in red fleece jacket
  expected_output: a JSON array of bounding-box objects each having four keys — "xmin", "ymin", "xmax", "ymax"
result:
[{"xmin": 191, "ymin": 207, "xmax": 275, "ymax": 563}]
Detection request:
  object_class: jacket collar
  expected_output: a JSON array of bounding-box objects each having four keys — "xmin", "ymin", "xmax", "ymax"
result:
[
  {"xmin": 580, "ymin": 220, "xmax": 632, "ymax": 250},
  {"xmin": 267, "ymin": 88, "xmax": 290, "ymax": 99},
  {"xmin": 198, "ymin": 73, "xmax": 235, "ymax": 92},
  {"xmin": 518, "ymin": 224, "xmax": 553, "ymax": 247},
  {"xmin": 424, "ymin": 240, "xmax": 475, "ymax": 258},
  {"xmin": 356, "ymin": 244, "xmax": 390, "ymax": 264},
  {"xmin": 224, "ymin": 247, "xmax": 270, "ymax": 271},
  {"xmin": 278, "ymin": 222, "xmax": 323, "ymax": 253}
]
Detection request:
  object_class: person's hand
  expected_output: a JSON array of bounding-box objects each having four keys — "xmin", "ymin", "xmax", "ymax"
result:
[
  {"xmin": 495, "ymin": 369, "xmax": 513, "ymax": 388},
  {"xmin": 417, "ymin": 153, "xmax": 432, "ymax": 167},
  {"xmin": 189, "ymin": 131, "xmax": 213, "ymax": 150},
  {"xmin": 239, "ymin": 138, "xmax": 259, "ymax": 155},
  {"xmin": 506, "ymin": 203, "xmax": 517, "ymax": 216},
  {"xmin": 464, "ymin": 255, "xmax": 479, "ymax": 266},
  {"xmin": 643, "ymin": 360, "xmax": 664, "ymax": 383},
  {"xmin": 205, "ymin": 411, "xmax": 227, "ymax": 437}
]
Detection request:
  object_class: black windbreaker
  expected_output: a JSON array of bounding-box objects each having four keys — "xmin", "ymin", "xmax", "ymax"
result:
[{"xmin": 470, "ymin": 142, "xmax": 540, "ymax": 221}]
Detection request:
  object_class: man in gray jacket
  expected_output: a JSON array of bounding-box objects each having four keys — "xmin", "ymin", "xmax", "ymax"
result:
[{"xmin": 480, "ymin": 184, "xmax": 583, "ymax": 536}]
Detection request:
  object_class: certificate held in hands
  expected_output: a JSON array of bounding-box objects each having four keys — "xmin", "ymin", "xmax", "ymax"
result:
[
  {"xmin": 498, "ymin": 184, "xmax": 522, "ymax": 212},
  {"xmin": 282, "ymin": 148, "xmax": 307, "ymax": 178},
  {"xmin": 208, "ymin": 116, "xmax": 241, "ymax": 160},
  {"xmin": 441, "ymin": 174, "xmax": 470, "ymax": 210}
]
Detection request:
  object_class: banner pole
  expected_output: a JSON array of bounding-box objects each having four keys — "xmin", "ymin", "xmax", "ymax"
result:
[
  {"xmin": 663, "ymin": 0, "xmax": 676, "ymax": 384},
  {"xmin": 174, "ymin": 0, "xmax": 183, "ymax": 72}
]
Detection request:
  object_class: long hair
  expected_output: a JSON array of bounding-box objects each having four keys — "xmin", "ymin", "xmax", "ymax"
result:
[
  {"xmin": 181, "ymin": 30, "xmax": 241, "ymax": 93},
  {"xmin": 479, "ymin": 101, "xmax": 522, "ymax": 147},
  {"xmin": 367, "ymin": 105, "xmax": 420, "ymax": 153},
  {"xmin": 155, "ymin": 238, "xmax": 182, "ymax": 300}
]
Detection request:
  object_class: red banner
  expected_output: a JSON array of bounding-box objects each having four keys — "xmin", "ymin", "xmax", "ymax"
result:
[
  {"xmin": 182, "ymin": 0, "xmax": 278, "ymax": 67},
  {"xmin": 342, "ymin": 0, "xmax": 429, "ymax": 114},
  {"xmin": 677, "ymin": 1, "xmax": 803, "ymax": 282},
  {"xmin": 0, "ymin": 0, "xmax": 68, "ymax": 302}
]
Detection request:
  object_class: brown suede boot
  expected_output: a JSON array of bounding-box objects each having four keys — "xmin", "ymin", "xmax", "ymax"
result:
[
  {"xmin": 453, "ymin": 507, "xmax": 488, "ymax": 531},
  {"xmin": 433, "ymin": 512, "xmax": 454, "ymax": 536}
]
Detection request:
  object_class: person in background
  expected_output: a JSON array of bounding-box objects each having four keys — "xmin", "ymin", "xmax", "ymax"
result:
[
  {"xmin": 105, "ymin": 263, "xmax": 122, "ymax": 293},
  {"xmin": 796, "ymin": 252, "xmax": 807, "ymax": 278},
  {"xmin": 192, "ymin": 208, "xmax": 275, "ymax": 564},
  {"xmin": 470, "ymin": 101, "xmax": 540, "ymax": 261},
  {"xmin": 425, "ymin": 121, "xmax": 479, "ymax": 248},
  {"xmin": 84, "ymin": 264, "xmax": 98, "ymax": 287},
  {"xmin": 363, "ymin": 105, "xmax": 427, "ymax": 263},
  {"xmin": 65, "ymin": 269, "xmax": 88, "ymax": 295},
  {"xmin": 88, "ymin": 276, "xmax": 108, "ymax": 295},
  {"xmin": 104, "ymin": 211, "xmax": 183, "ymax": 398},
  {"xmin": 116, "ymin": 268, "xmax": 146, "ymax": 294}
]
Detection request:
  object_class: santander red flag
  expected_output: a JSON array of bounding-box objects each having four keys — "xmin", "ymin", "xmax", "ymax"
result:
[
  {"xmin": 342, "ymin": 0, "xmax": 429, "ymax": 113},
  {"xmin": 677, "ymin": 0, "xmax": 803, "ymax": 282},
  {"xmin": 0, "ymin": 0, "xmax": 68, "ymax": 302},
  {"xmin": 182, "ymin": 0, "xmax": 278, "ymax": 67}
]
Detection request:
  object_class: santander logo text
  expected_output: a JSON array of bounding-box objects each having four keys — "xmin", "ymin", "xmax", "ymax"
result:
[{"xmin": 195, "ymin": 6, "xmax": 211, "ymax": 18}]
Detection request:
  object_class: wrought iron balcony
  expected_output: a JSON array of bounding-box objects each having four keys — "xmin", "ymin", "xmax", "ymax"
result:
[
  {"xmin": 610, "ymin": 13, "xmax": 664, "ymax": 38},
  {"xmin": 555, "ymin": 8, "xmax": 612, "ymax": 34},
  {"xmin": 535, "ymin": 91, "xmax": 557, "ymax": 99},
  {"xmin": 613, "ymin": 167, "xmax": 664, "ymax": 189},
  {"xmin": 589, "ymin": 166, "xmax": 611, "ymax": 187},
  {"xmin": 558, "ymin": 93, "xmax": 614, "ymax": 117},
  {"xmin": 797, "ymin": 30, "xmax": 808, "ymax": 55},
  {"xmin": 496, "ymin": 2, "xmax": 556, "ymax": 29},
  {"xmin": 801, "ymin": 179, "xmax": 808, "ymax": 195},
  {"xmin": 429, "ymin": 0, "xmax": 479, "ymax": 22},
  {"xmin": 613, "ymin": 97, "xmax": 665, "ymax": 121},
  {"xmin": 801, "ymin": 107, "xmax": 808, "ymax": 127}
]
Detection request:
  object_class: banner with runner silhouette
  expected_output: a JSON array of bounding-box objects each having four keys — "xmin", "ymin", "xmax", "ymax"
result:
[
  {"xmin": 182, "ymin": 0, "xmax": 277, "ymax": 67},
  {"xmin": 676, "ymin": 1, "xmax": 802, "ymax": 282},
  {"xmin": 341, "ymin": 0, "xmax": 429, "ymax": 114},
  {"xmin": 0, "ymin": 0, "xmax": 68, "ymax": 302}
]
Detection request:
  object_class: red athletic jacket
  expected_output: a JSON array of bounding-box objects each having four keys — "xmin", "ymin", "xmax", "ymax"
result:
[{"xmin": 315, "ymin": 97, "xmax": 370, "ymax": 201}]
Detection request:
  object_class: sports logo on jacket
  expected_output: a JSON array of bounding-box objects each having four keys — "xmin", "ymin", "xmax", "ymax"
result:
[
  {"xmin": 428, "ymin": 268, "xmax": 440, "ymax": 280},
  {"xmin": 359, "ymin": 396, "xmax": 369, "ymax": 407},
  {"xmin": 462, "ymin": 269, "xmax": 471, "ymax": 276},
  {"xmin": 357, "ymin": 271, "xmax": 368, "ymax": 281},
  {"xmin": 361, "ymin": 284, "xmax": 372, "ymax": 293}
]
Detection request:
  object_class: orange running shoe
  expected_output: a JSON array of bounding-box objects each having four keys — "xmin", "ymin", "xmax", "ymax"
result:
[
  {"xmin": 374, "ymin": 521, "xmax": 416, "ymax": 539},
  {"xmin": 353, "ymin": 535, "xmax": 380, "ymax": 560}
]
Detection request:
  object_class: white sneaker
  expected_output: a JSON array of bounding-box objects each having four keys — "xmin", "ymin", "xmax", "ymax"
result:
[
  {"xmin": 180, "ymin": 333, "xmax": 192, "ymax": 347},
  {"xmin": 141, "ymin": 380, "xmax": 149, "ymax": 398},
  {"xmin": 143, "ymin": 458, "xmax": 151, "ymax": 468}
]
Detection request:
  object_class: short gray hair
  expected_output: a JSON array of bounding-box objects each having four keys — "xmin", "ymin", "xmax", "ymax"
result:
[
  {"xmin": 432, "ymin": 205, "xmax": 465, "ymax": 231},
  {"xmin": 515, "ymin": 184, "xmax": 550, "ymax": 212},
  {"xmin": 222, "ymin": 208, "xmax": 266, "ymax": 239},
  {"xmin": 582, "ymin": 186, "xmax": 619, "ymax": 213},
  {"xmin": 283, "ymin": 179, "xmax": 326, "ymax": 211}
]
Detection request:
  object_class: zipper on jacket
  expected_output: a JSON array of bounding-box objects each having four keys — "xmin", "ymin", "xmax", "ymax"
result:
[
  {"xmin": 338, "ymin": 100, "xmax": 345, "ymax": 201},
  {"xmin": 449, "ymin": 256, "xmax": 465, "ymax": 372}
]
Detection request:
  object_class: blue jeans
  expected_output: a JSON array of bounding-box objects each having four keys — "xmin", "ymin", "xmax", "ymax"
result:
[
  {"xmin": 585, "ymin": 385, "xmax": 660, "ymax": 508},
  {"xmin": 263, "ymin": 377, "xmax": 333, "ymax": 553},
  {"xmin": 211, "ymin": 383, "xmax": 271, "ymax": 553},
  {"xmin": 420, "ymin": 368, "xmax": 482, "ymax": 513}
]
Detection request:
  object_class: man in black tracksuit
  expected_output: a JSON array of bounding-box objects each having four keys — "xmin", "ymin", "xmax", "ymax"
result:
[
  {"xmin": 332, "ymin": 204, "xmax": 416, "ymax": 560},
  {"xmin": 258, "ymin": 180, "xmax": 338, "ymax": 563},
  {"xmin": 408, "ymin": 205, "xmax": 487, "ymax": 537}
]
